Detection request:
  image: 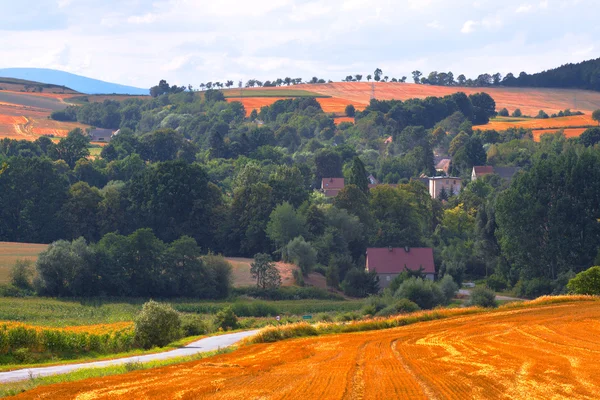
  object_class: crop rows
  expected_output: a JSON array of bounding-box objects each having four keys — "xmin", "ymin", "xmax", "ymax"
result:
[{"xmin": 14, "ymin": 298, "xmax": 600, "ymax": 399}]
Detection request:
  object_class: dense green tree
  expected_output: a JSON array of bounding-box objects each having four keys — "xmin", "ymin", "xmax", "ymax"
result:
[
  {"xmin": 231, "ymin": 182, "xmax": 274, "ymax": 256},
  {"xmin": 580, "ymin": 127, "xmax": 600, "ymax": 147},
  {"xmin": 469, "ymin": 92, "xmax": 496, "ymax": 125},
  {"xmin": 346, "ymin": 157, "xmax": 370, "ymax": 195},
  {"xmin": 266, "ymin": 202, "xmax": 307, "ymax": 251},
  {"xmin": 496, "ymin": 150, "xmax": 600, "ymax": 287},
  {"xmin": 61, "ymin": 182, "xmax": 103, "ymax": 241},
  {"xmin": 52, "ymin": 128, "xmax": 90, "ymax": 168}
]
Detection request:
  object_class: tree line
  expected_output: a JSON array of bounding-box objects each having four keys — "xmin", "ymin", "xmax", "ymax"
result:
[{"xmin": 4, "ymin": 86, "xmax": 600, "ymax": 299}]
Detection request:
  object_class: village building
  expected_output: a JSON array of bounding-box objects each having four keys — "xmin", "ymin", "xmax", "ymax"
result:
[
  {"xmin": 435, "ymin": 158, "xmax": 452, "ymax": 175},
  {"xmin": 365, "ymin": 247, "xmax": 436, "ymax": 289},
  {"xmin": 428, "ymin": 176, "xmax": 462, "ymax": 199},
  {"xmin": 472, "ymin": 166, "xmax": 521, "ymax": 182},
  {"xmin": 321, "ymin": 177, "xmax": 345, "ymax": 198},
  {"xmin": 89, "ymin": 128, "xmax": 119, "ymax": 142}
]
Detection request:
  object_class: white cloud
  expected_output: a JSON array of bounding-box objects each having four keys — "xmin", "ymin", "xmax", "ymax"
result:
[
  {"xmin": 516, "ymin": 3, "xmax": 533, "ymax": 12},
  {"xmin": 539, "ymin": 0, "xmax": 549, "ymax": 8},
  {"xmin": 461, "ymin": 20, "xmax": 478, "ymax": 33},
  {"xmin": 427, "ymin": 20, "xmax": 443, "ymax": 30},
  {"xmin": 127, "ymin": 13, "xmax": 157, "ymax": 24}
]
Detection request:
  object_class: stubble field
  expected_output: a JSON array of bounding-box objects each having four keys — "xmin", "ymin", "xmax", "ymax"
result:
[
  {"xmin": 0, "ymin": 242, "xmax": 48, "ymax": 284},
  {"xmin": 225, "ymin": 82, "xmax": 600, "ymax": 137},
  {"xmin": 13, "ymin": 298, "xmax": 600, "ymax": 400}
]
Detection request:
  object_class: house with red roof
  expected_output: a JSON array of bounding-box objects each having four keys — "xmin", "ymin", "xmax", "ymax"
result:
[
  {"xmin": 321, "ymin": 177, "xmax": 345, "ymax": 197},
  {"xmin": 471, "ymin": 166, "xmax": 495, "ymax": 181},
  {"xmin": 366, "ymin": 247, "xmax": 436, "ymax": 289}
]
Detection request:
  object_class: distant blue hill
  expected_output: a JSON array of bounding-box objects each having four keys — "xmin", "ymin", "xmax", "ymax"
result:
[{"xmin": 0, "ymin": 68, "xmax": 148, "ymax": 95}]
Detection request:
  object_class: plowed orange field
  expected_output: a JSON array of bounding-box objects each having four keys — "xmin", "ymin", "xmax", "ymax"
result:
[
  {"xmin": 15, "ymin": 299, "xmax": 600, "ymax": 400},
  {"xmin": 231, "ymin": 83, "xmax": 600, "ymax": 137},
  {"xmin": 533, "ymin": 128, "xmax": 589, "ymax": 141}
]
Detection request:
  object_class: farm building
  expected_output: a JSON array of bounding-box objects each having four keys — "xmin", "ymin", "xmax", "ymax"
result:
[
  {"xmin": 435, "ymin": 158, "xmax": 452, "ymax": 175},
  {"xmin": 89, "ymin": 128, "xmax": 119, "ymax": 142},
  {"xmin": 321, "ymin": 177, "xmax": 345, "ymax": 197},
  {"xmin": 366, "ymin": 247, "xmax": 436, "ymax": 289},
  {"xmin": 428, "ymin": 176, "xmax": 462, "ymax": 199},
  {"xmin": 472, "ymin": 166, "xmax": 521, "ymax": 182}
]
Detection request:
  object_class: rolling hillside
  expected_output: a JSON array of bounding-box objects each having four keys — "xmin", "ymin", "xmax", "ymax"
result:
[
  {"xmin": 225, "ymin": 82, "xmax": 600, "ymax": 137},
  {"xmin": 13, "ymin": 298, "xmax": 600, "ymax": 399},
  {"xmin": 0, "ymin": 68, "xmax": 148, "ymax": 95}
]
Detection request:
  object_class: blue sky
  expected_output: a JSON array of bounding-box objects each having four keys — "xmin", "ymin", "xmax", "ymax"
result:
[{"xmin": 0, "ymin": 0, "xmax": 598, "ymax": 89}]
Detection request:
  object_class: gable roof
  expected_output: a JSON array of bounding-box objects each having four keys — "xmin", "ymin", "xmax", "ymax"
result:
[
  {"xmin": 89, "ymin": 128, "xmax": 114, "ymax": 141},
  {"xmin": 321, "ymin": 178, "xmax": 345, "ymax": 190},
  {"xmin": 473, "ymin": 166, "xmax": 494, "ymax": 176},
  {"xmin": 366, "ymin": 247, "xmax": 435, "ymax": 275},
  {"xmin": 493, "ymin": 166, "xmax": 521, "ymax": 181},
  {"xmin": 435, "ymin": 158, "xmax": 451, "ymax": 171}
]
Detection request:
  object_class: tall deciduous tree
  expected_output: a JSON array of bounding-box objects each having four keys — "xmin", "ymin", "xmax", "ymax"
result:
[
  {"xmin": 250, "ymin": 253, "xmax": 281, "ymax": 289},
  {"xmin": 347, "ymin": 157, "xmax": 370, "ymax": 195}
]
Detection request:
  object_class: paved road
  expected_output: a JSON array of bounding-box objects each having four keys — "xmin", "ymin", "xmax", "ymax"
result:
[
  {"xmin": 458, "ymin": 289, "xmax": 522, "ymax": 301},
  {"xmin": 0, "ymin": 329, "xmax": 260, "ymax": 383}
]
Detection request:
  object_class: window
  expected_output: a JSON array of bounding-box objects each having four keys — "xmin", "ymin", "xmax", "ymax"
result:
[
  {"xmin": 446, "ymin": 180, "xmax": 449, "ymax": 184},
  {"xmin": 453, "ymin": 180, "xmax": 456, "ymax": 184},
  {"xmin": 386, "ymin": 276, "xmax": 391, "ymax": 281}
]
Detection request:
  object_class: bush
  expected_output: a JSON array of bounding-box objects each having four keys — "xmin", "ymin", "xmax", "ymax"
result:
[
  {"xmin": 361, "ymin": 296, "xmax": 387, "ymax": 316},
  {"xmin": 293, "ymin": 269, "xmax": 305, "ymax": 286},
  {"xmin": 567, "ymin": 266, "xmax": 600, "ymax": 295},
  {"xmin": 512, "ymin": 108, "xmax": 522, "ymax": 117},
  {"xmin": 215, "ymin": 306, "xmax": 238, "ymax": 331},
  {"xmin": 486, "ymin": 274, "xmax": 508, "ymax": 292},
  {"xmin": 376, "ymin": 299, "xmax": 420, "ymax": 317},
  {"xmin": 10, "ymin": 259, "xmax": 34, "ymax": 291},
  {"xmin": 345, "ymin": 104, "xmax": 356, "ymax": 117},
  {"xmin": 395, "ymin": 278, "xmax": 444, "ymax": 310},
  {"xmin": 341, "ymin": 268, "xmax": 380, "ymax": 298},
  {"xmin": 180, "ymin": 314, "xmax": 209, "ymax": 336},
  {"xmin": 498, "ymin": 108, "xmax": 509, "ymax": 117},
  {"xmin": 438, "ymin": 275, "xmax": 459, "ymax": 304},
  {"xmin": 134, "ymin": 301, "xmax": 182, "ymax": 349},
  {"xmin": 515, "ymin": 278, "xmax": 553, "ymax": 298},
  {"xmin": 467, "ymin": 286, "xmax": 497, "ymax": 308}
]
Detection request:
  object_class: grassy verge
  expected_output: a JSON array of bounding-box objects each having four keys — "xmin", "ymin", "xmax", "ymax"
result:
[{"xmin": 0, "ymin": 347, "xmax": 235, "ymax": 398}]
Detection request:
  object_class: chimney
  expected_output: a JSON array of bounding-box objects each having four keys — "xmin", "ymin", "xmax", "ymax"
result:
[
  {"xmin": 404, "ymin": 246, "xmax": 410, "ymax": 252},
  {"xmin": 388, "ymin": 246, "xmax": 393, "ymax": 252}
]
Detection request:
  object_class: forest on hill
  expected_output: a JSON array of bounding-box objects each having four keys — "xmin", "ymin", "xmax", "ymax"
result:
[{"xmin": 1, "ymin": 84, "xmax": 600, "ymax": 300}]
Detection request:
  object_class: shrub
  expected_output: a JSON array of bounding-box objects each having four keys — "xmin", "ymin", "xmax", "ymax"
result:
[
  {"xmin": 293, "ymin": 269, "xmax": 305, "ymax": 286},
  {"xmin": 215, "ymin": 306, "xmax": 238, "ymax": 331},
  {"xmin": 180, "ymin": 314, "xmax": 208, "ymax": 336},
  {"xmin": 515, "ymin": 278, "xmax": 553, "ymax": 298},
  {"xmin": 467, "ymin": 286, "xmax": 497, "ymax": 308},
  {"xmin": 341, "ymin": 268, "xmax": 380, "ymax": 298},
  {"xmin": 345, "ymin": 104, "xmax": 356, "ymax": 117},
  {"xmin": 567, "ymin": 266, "xmax": 600, "ymax": 295},
  {"xmin": 486, "ymin": 274, "xmax": 508, "ymax": 292},
  {"xmin": 134, "ymin": 301, "xmax": 182, "ymax": 349},
  {"xmin": 438, "ymin": 275, "xmax": 459, "ymax": 304},
  {"xmin": 512, "ymin": 108, "xmax": 522, "ymax": 117},
  {"xmin": 10, "ymin": 259, "xmax": 34, "ymax": 291},
  {"xmin": 395, "ymin": 278, "xmax": 444, "ymax": 310},
  {"xmin": 361, "ymin": 296, "xmax": 387, "ymax": 316},
  {"xmin": 376, "ymin": 299, "xmax": 420, "ymax": 317},
  {"xmin": 498, "ymin": 108, "xmax": 509, "ymax": 117},
  {"xmin": 337, "ymin": 312, "xmax": 360, "ymax": 322}
]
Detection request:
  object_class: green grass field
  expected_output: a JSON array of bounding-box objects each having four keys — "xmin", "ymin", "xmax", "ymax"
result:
[
  {"xmin": 221, "ymin": 89, "xmax": 331, "ymax": 98},
  {"xmin": 0, "ymin": 242, "xmax": 47, "ymax": 284},
  {"xmin": 0, "ymin": 297, "xmax": 364, "ymax": 327}
]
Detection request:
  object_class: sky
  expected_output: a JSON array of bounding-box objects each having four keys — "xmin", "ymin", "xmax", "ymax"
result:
[{"xmin": 0, "ymin": 0, "xmax": 598, "ymax": 89}]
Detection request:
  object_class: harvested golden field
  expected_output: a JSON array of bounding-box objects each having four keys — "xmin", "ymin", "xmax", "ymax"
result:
[
  {"xmin": 533, "ymin": 127, "xmax": 589, "ymax": 141},
  {"xmin": 15, "ymin": 298, "xmax": 600, "ymax": 400},
  {"xmin": 0, "ymin": 242, "xmax": 48, "ymax": 284},
  {"xmin": 484, "ymin": 114, "xmax": 595, "ymax": 131},
  {"xmin": 226, "ymin": 257, "xmax": 297, "ymax": 287},
  {"xmin": 236, "ymin": 83, "xmax": 600, "ymax": 138}
]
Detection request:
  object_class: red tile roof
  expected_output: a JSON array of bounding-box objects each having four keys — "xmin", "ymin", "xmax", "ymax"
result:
[
  {"xmin": 473, "ymin": 166, "xmax": 494, "ymax": 176},
  {"xmin": 366, "ymin": 247, "xmax": 435, "ymax": 275},
  {"xmin": 321, "ymin": 178, "xmax": 345, "ymax": 190}
]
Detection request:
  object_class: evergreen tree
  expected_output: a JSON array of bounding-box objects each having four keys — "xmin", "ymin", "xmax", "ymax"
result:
[{"xmin": 347, "ymin": 157, "xmax": 370, "ymax": 195}]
